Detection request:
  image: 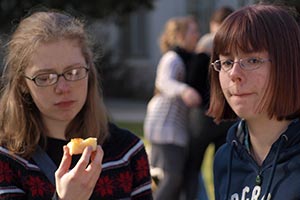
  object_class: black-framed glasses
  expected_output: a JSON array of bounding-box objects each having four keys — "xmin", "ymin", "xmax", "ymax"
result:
[
  {"xmin": 211, "ymin": 57, "xmax": 271, "ymax": 72},
  {"xmin": 24, "ymin": 66, "xmax": 89, "ymax": 87}
]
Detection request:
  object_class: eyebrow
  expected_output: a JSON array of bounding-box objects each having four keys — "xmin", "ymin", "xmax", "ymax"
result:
[{"xmin": 31, "ymin": 63, "xmax": 86, "ymax": 75}]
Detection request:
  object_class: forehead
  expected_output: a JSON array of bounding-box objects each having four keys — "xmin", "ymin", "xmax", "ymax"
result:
[{"xmin": 28, "ymin": 39, "xmax": 85, "ymax": 72}]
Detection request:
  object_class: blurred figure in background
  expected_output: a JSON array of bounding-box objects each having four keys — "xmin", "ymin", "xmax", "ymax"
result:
[
  {"xmin": 181, "ymin": 6, "xmax": 235, "ymax": 200},
  {"xmin": 196, "ymin": 6, "xmax": 234, "ymax": 55},
  {"xmin": 144, "ymin": 16, "xmax": 201, "ymax": 200}
]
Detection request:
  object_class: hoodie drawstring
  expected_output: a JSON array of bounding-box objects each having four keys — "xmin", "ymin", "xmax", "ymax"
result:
[
  {"xmin": 263, "ymin": 134, "xmax": 288, "ymax": 199},
  {"xmin": 225, "ymin": 140, "xmax": 237, "ymax": 200}
]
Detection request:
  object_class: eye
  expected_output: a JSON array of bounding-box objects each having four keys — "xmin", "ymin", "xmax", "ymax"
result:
[
  {"xmin": 66, "ymin": 69, "xmax": 77, "ymax": 75},
  {"xmin": 64, "ymin": 67, "xmax": 88, "ymax": 81},
  {"xmin": 36, "ymin": 74, "xmax": 55, "ymax": 82},
  {"xmin": 221, "ymin": 60, "xmax": 233, "ymax": 68},
  {"xmin": 246, "ymin": 57, "xmax": 261, "ymax": 64}
]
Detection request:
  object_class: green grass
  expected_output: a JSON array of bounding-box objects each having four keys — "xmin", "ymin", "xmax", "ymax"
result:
[
  {"xmin": 115, "ymin": 121, "xmax": 215, "ymax": 200},
  {"xmin": 116, "ymin": 121, "xmax": 144, "ymax": 137}
]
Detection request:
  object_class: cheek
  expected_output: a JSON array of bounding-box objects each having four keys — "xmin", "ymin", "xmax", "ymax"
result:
[
  {"xmin": 255, "ymin": 70, "xmax": 270, "ymax": 92},
  {"xmin": 219, "ymin": 73, "xmax": 229, "ymax": 91},
  {"xmin": 77, "ymin": 80, "xmax": 89, "ymax": 103},
  {"xmin": 29, "ymin": 89, "xmax": 50, "ymax": 111}
]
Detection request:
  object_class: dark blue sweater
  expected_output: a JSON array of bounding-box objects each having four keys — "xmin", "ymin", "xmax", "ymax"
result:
[
  {"xmin": 0, "ymin": 123, "xmax": 152, "ymax": 199},
  {"xmin": 214, "ymin": 119, "xmax": 300, "ymax": 200}
]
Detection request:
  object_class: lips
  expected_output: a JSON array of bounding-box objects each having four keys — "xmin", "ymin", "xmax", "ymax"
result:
[
  {"xmin": 231, "ymin": 93, "xmax": 252, "ymax": 97},
  {"xmin": 229, "ymin": 92, "xmax": 254, "ymax": 101},
  {"xmin": 54, "ymin": 100, "xmax": 75, "ymax": 108}
]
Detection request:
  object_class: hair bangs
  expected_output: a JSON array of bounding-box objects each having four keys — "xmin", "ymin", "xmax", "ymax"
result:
[{"xmin": 214, "ymin": 9, "xmax": 268, "ymax": 56}]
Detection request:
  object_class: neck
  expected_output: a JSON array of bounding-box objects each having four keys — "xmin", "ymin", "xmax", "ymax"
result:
[
  {"xmin": 43, "ymin": 118, "xmax": 69, "ymax": 140},
  {"xmin": 246, "ymin": 118, "xmax": 291, "ymax": 165}
]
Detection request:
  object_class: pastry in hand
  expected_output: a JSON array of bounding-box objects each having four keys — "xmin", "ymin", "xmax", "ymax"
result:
[{"xmin": 67, "ymin": 137, "xmax": 97, "ymax": 155}]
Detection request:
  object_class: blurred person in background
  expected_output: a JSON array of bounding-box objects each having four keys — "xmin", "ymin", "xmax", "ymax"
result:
[
  {"xmin": 196, "ymin": 6, "xmax": 234, "ymax": 55},
  {"xmin": 144, "ymin": 16, "xmax": 201, "ymax": 200},
  {"xmin": 181, "ymin": 6, "xmax": 235, "ymax": 200}
]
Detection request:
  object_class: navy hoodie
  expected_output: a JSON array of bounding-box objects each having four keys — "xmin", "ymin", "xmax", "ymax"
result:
[{"xmin": 214, "ymin": 119, "xmax": 300, "ymax": 200}]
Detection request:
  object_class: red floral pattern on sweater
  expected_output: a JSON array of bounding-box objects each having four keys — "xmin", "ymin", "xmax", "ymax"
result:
[
  {"xmin": 95, "ymin": 175, "xmax": 114, "ymax": 196},
  {"xmin": 136, "ymin": 156, "xmax": 150, "ymax": 181},
  {"xmin": 118, "ymin": 172, "xmax": 133, "ymax": 193},
  {"xmin": 0, "ymin": 124, "xmax": 153, "ymax": 200},
  {"xmin": 25, "ymin": 176, "xmax": 50, "ymax": 197},
  {"xmin": 0, "ymin": 162, "xmax": 14, "ymax": 183}
]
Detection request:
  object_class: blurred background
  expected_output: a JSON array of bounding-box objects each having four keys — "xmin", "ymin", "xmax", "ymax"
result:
[
  {"xmin": 0, "ymin": 0, "xmax": 299, "ymax": 199},
  {"xmin": 0, "ymin": 0, "xmax": 298, "ymax": 101}
]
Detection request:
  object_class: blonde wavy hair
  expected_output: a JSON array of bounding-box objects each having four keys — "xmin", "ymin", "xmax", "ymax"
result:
[
  {"xmin": 159, "ymin": 16, "xmax": 197, "ymax": 54},
  {"xmin": 0, "ymin": 10, "xmax": 109, "ymax": 158}
]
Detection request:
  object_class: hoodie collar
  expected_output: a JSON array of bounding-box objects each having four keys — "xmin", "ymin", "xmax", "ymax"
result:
[
  {"xmin": 224, "ymin": 119, "xmax": 299, "ymax": 199},
  {"xmin": 227, "ymin": 118, "xmax": 300, "ymax": 151}
]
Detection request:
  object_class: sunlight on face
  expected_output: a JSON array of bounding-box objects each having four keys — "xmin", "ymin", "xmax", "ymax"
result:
[{"xmin": 25, "ymin": 39, "xmax": 88, "ymax": 127}]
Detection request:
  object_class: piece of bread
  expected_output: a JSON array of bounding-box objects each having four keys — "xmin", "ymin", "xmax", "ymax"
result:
[{"xmin": 67, "ymin": 137, "xmax": 97, "ymax": 155}]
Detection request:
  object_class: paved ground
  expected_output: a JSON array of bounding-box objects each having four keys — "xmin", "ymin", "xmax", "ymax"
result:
[{"xmin": 104, "ymin": 97, "xmax": 148, "ymax": 123}]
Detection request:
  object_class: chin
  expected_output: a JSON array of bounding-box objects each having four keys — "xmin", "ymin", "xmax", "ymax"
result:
[
  {"xmin": 233, "ymin": 108, "xmax": 251, "ymax": 119},
  {"xmin": 55, "ymin": 111, "xmax": 78, "ymax": 122}
]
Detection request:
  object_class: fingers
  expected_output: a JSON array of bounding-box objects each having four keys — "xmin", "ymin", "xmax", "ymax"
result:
[
  {"xmin": 73, "ymin": 145, "xmax": 93, "ymax": 172},
  {"xmin": 56, "ymin": 145, "xmax": 72, "ymax": 178},
  {"xmin": 55, "ymin": 145, "xmax": 103, "ymax": 200},
  {"xmin": 73, "ymin": 145, "xmax": 103, "ymax": 172},
  {"xmin": 86, "ymin": 146, "xmax": 104, "ymax": 172}
]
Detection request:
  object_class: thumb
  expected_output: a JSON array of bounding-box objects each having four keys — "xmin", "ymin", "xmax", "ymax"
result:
[{"xmin": 55, "ymin": 145, "xmax": 72, "ymax": 178}]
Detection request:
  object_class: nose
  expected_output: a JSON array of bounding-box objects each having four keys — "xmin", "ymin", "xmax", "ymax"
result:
[
  {"xmin": 228, "ymin": 61, "xmax": 243, "ymax": 82},
  {"xmin": 55, "ymin": 75, "xmax": 70, "ymax": 94}
]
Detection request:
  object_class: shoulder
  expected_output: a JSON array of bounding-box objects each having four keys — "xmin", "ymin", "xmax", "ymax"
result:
[
  {"xmin": 189, "ymin": 52, "xmax": 210, "ymax": 72},
  {"xmin": 196, "ymin": 33, "xmax": 215, "ymax": 53},
  {"xmin": 102, "ymin": 123, "xmax": 147, "ymax": 168},
  {"xmin": 106, "ymin": 123, "xmax": 141, "ymax": 146},
  {"xmin": 198, "ymin": 33, "xmax": 215, "ymax": 46},
  {"xmin": 195, "ymin": 52, "xmax": 210, "ymax": 63},
  {"xmin": 0, "ymin": 146, "xmax": 40, "ymax": 171},
  {"xmin": 214, "ymin": 121, "xmax": 241, "ymax": 164},
  {"xmin": 159, "ymin": 51, "xmax": 184, "ymax": 65}
]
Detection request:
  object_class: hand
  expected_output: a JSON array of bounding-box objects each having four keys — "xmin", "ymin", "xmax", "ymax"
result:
[
  {"xmin": 181, "ymin": 87, "xmax": 202, "ymax": 107},
  {"xmin": 55, "ymin": 145, "xmax": 104, "ymax": 200}
]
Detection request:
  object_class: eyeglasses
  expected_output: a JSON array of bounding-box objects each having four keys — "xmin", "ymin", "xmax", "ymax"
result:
[
  {"xmin": 211, "ymin": 57, "xmax": 271, "ymax": 72},
  {"xmin": 24, "ymin": 66, "xmax": 89, "ymax": 87}
]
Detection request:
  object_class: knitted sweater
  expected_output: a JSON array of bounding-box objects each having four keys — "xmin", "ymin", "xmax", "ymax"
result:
[{"xmin": 0, "ymin": 123, "xmax": 153, "ymax": 199}]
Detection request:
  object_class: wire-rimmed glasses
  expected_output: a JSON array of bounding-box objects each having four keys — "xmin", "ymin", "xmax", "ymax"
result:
[{"xmin": 211, "ymin": 57, "xmax": 271, "ymax": 72}]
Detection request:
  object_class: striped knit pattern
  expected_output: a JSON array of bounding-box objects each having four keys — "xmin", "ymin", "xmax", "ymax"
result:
[{"xmin": 0, "ymin": 124, "xmax": 153, "ymax": 200}]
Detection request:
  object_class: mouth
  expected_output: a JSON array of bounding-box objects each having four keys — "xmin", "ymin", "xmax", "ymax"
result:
[
  {"xmin": 54, "ymin": 100, "xmax": 75, "ymax": 108},
  {"xmin": 230, "ymin": 92, "xmax": 253, "ymax": 99}
]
